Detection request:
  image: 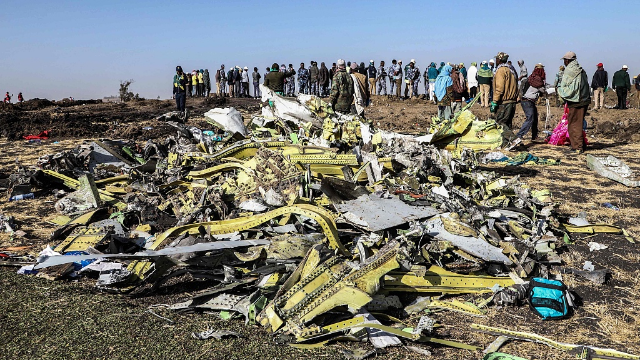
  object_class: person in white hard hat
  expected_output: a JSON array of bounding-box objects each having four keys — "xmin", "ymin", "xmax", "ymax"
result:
[{"xmin": 612, "ymin": 65, "xmax": 631, "ymax": 109}]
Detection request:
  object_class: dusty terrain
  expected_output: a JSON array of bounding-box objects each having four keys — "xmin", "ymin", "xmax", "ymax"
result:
[{"xmin": 1, "ymin": 92, "xmax": 639, "ymax": 360}]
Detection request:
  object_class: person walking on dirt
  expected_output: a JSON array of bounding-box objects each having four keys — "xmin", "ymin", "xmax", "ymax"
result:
[
  {"xmin": 203, "ymin": 69, "xmax": 211, "ymax": 97},
  {"xmin": 17, "ymin": 92, "xmax": 24, "ymax": 103},
  {"xmin": 328, "ymin": 59, "xmax": 354, "ymax": 113},
  {"xmin": 591, "ymin": 63, "xmax": 608, "ymax": 110},
  {"xmin": 173, "ymin": 66, "xmax": 188, "ymax": 112},
  {"xmin": 558, "ymin": 51, "xmax": 590, "ymax": 154},
  {"xmin": 491, "ymin": 52, "xmax": 518, "ymax": 129},
  {"xmin": 512, "ymin": 64, "xmax": 547, "ymax": 148},
  {"xmin": 612, "ymin": 65, "xmax": 631, "ymax": 110}
]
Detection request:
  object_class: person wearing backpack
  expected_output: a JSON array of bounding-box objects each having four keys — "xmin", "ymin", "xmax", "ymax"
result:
[{"xmin": 510, "ymin": 64, "xmax": 547, "ymax": 149}]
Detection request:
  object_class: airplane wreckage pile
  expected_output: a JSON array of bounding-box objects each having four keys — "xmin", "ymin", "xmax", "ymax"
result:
[{"xmin": 3, "ymin": 86, "xmax": 638, "ymax": 359}]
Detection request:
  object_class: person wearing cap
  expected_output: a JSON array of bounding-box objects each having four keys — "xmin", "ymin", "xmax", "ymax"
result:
[
  {"xmin": 635, "ymin": 74, "xmax": 640, "ymax": 108},
  {"xmin": 388, "ymin": 60, "xmax": 400, "ymax": 97},
  {"xmin": 172, "ymin": 66, "xmax": 188, "ymax": 112},
  {"xmin": 511, "ymin": 64, "xmax": 547, "ymax": 149},
  {"xmin": 558, "ymin": 51, "xmax": 590, "ymax": 154},
  {"xmin": 491, "ymin": 52, "xmax": 518, "ymax": 129},
  {"xmin": 477, "ymin": 61, "xmax": 493, "ymax": 107},
  {"xmin": 216, "ymin": 65, "xmax": 226, "ymax": 96},
  {"xmin": 329, "ymin": 59, "xmax": 355, "ymax": 113},
  {"xmin": 286, "ymin": 64, "xmax": 297, "ymax": 96},
  {"xmin": 467, "ymin": 62, "xmax": 478, "ymax": 100},
  {"xmin": 591, "ymin": 63, "xmax": 608, "ymax": 110},
  {"xmin": 367, "ymin": 61, "xmax": 377, "ymax": 96},
  {"xmin": 297, "ymin": 63, "xmax": 310, "ymax": 95},
  {"xmin": 376, "ymin": 61, "xmax": 387, "ymax": 96},
  {"xmin": 612, "ymin": 65, "xmax": 631, "ymax": 110},
  {"xmin": 309, "ymin": 61, "xmax": 319, "ymax": 96},
  {"xmin": 264, "ymin": 63, "xmax": 295, "ymax": 95}
]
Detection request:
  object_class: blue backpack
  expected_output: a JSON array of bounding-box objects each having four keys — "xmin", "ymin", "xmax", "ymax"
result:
[{"xmin": 527, "ymin": 278, "xmax": 571, "ymax": 320}]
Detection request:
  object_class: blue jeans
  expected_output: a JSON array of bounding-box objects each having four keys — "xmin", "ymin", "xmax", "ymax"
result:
[
  {"xmin": 517, "ymin": 99, "xmax": 538, "ymax": 139},
  {"xmin": 175, "ymin": 92, "xmax": 186, "ymax": 111}
]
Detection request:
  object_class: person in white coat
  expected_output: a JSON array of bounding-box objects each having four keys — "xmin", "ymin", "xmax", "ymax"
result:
[{"xmin": 467, "ymin": 62, "xmax": 479, "ymax": 101}]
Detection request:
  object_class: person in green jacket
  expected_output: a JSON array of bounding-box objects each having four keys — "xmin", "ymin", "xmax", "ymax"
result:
[
  {"xmin": 477, "ymin": 61, "xmax": 493, "ymax": 107},
  {"xmin": 329, "ymin": 59, "xmax": 354, "ymax": 113},
  {"xmin": 263, "ymin": 63, "xmax": 294, "ymax": 95},
  {"xmin": 558, "ymin": 51, "xmax": 590, "ymax": 154},
  {"xmin": 612, "ymin": 65, "xmax": 631, "ymax": 110}
]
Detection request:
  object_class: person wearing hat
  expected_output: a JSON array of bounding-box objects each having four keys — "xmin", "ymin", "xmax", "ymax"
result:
[
  {"xmin": 367, "ymin": 60, "xmax": 377, "ymax": 96},
  {"xmin": 216, "ymin": 65, "xmax": 226, "ymax": 96},
  {"xmin": 490, "ymin": 52, "xmax": 518, "ymax": 129},
  {"xmin": 591, "ymin": 63, "xmax": 608, "ymax": 110},
  {"xmin": 477, "ymin": 61, "xmax": 493, "ymax": 107},
  {"xmin": 558, "ymin": 51, "xmax": 590, "ymax": 154},
  {"xmin": 297, "ymin": 63, "xmax": 310, "ymax": 95},
  {"xmin": 612, "ymin": 65, "xmax": 631, "ymax": 110},
  {"xmin": 241, "ymin": 66, "xmax": 250, "ymax": 98},
  {"xmin": 328, "ymin": 59, "xmax": 354, "ymax": 113},
  {"xmin": 172, "ymin": 66, "xmax": 188, "ymax": 112},
  {"xmin": 388, "ymin": 60, "xmax": 400, "ymax": 97},
  {"xmin": 264, "ymin": 63, "xmax": 295, "ymax": 95}
]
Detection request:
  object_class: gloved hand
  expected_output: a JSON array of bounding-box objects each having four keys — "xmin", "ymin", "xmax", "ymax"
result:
[{"xmin": 490, "ymin": 101, "xmax": 498, "ymax": 113}]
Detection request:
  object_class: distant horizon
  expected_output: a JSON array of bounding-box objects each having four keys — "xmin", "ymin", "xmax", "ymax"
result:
[{"xmin": 2, "ymin": 0, "xmax": 638, "ymax": 100}]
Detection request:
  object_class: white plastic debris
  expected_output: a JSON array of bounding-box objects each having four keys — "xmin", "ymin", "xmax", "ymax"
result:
[
  {"xmin": 204, "ymin": 107, "xmax": 248, "ymax": 136},
  {"xmin": 588, "ymin": 242, "xmax": 609, "ymax": 252},
  {"xmin": 432, "ymin": 185, "xmax": 450, "ymax": 198},
  {"xmin": 583, "ymin": 261, "xmax": 595, "ymax": 272}
]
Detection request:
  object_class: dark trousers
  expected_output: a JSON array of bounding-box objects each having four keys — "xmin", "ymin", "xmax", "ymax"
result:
[
  {"xmin": 495, "ymin": 102, "xmax": 516, "ymax": 129},
  {"xmin": 616, "ymin": 88, "xmax": 628, "ymax": 109},
  {"xmin": 175, "ymin": 92, "xmax": 186, "ymax": 111},
  {"xmin": 469, "ymin": 86, "xmax": 478, "ymax": 98},
  {"xmin": 517, "ymin": 99, "xmax": 538, "ymax": 139},
  {"xmin": 567, "ymin": 105, "xmax": 587, "ymax": 150}
]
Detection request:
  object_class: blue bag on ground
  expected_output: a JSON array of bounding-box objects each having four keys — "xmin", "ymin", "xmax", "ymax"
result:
[{"xmin": 527, "ymin": 278, "xmax": 571, "ymax": 320}]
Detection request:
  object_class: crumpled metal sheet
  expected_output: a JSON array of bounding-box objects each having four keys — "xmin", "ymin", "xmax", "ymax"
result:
[{"xmin": 335, "ymin": 193, "xmax": 440, "ymax": 232}]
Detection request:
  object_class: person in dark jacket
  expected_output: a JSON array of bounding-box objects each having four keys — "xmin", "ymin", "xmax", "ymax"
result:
[
  {"xmin": 318, "ymin": 62, "xmax": 330, "ymax": 97},
  {"xmin": 612, "ymin": 65, "xmax": 631, "ymax": 109},
  {"xmin": 309, "ymin": 61, "xmax": 319, "ymax": 96},
  {"xmin": 329, "ymin": 63, "xmax": 337, "ymax": 89},
  {"xmin": 173, "ymin": 66, "xmax": 188, "ymax": 112},
  {"xmin": 358, "ymin": 62, "xmax": 366, "ymax": 76},
  {"xmin": 264, "ymin": 63, "xmax": 295, "ymax": 95},
  {"xmin": 591, "ymin": 63, "xmax": 608, "ymax": 110},
  {"xmin": 367, "ymin": 60, "xmax": 377, "ymax": 96},
  {"xmin": 227, "ymin": 67, "xmax": 236, "ymax": 98}
]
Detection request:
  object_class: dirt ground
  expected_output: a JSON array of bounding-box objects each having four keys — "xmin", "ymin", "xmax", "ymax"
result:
[{"xmin": 1, "ymin": 92, "xmax": 639, "ymax": 359}]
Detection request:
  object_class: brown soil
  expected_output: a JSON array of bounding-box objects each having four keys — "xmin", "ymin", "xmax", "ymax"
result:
[{"xmin": 1, "ymin": 92, "xmax": 639, "ymax": 359}]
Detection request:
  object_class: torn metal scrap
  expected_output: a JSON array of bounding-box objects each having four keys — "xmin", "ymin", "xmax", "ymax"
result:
[{"xmin": 587, "ymin": 154, "xmax": 640, "ymax": 187}]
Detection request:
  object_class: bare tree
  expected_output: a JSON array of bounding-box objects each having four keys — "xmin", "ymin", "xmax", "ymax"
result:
[{"xmin": 119, "ymin": 79, "xmax": 137, "ymax": 102}]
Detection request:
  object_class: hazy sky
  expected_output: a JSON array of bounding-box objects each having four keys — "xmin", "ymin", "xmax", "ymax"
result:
[{"xmin": 1, "ymin": 0, "xmax": 638, "ymax": 100}]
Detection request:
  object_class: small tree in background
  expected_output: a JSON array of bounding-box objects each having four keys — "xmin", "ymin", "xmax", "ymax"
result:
[{"xmin": 119, "ymin": 79, "xmax": 138, "ymax": 102}]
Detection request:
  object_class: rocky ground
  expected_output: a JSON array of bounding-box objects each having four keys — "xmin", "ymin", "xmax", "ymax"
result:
[{"xmin": 0, "ymin": 92, "xmax": 639, "ymax": 359}]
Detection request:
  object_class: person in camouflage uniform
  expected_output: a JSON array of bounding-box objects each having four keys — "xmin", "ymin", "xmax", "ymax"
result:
[
  {"xmin": 309, "ymin": 61, "xmax": 319, "ymax": 96},
  {"xmin": 298, "ymin": 63, "xmax": 310, "ymax": 95},
  {"xmin": 407, "ymin": 61, "xmax": 420, "ymax": 98},
  {"xmin": 388, "ymin": 59, "xmax": 398, "ymax": 96},
  {"xmin": 286, "ymin": 64, "xmax": 296, "ymax": 96},
  {"xmin": 377, "ymin": 60, "xmax": 387, "ymax": 95},
  {"xmin": 329, "ymin": 59, "xmax": 354, "ymax": 113}
]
